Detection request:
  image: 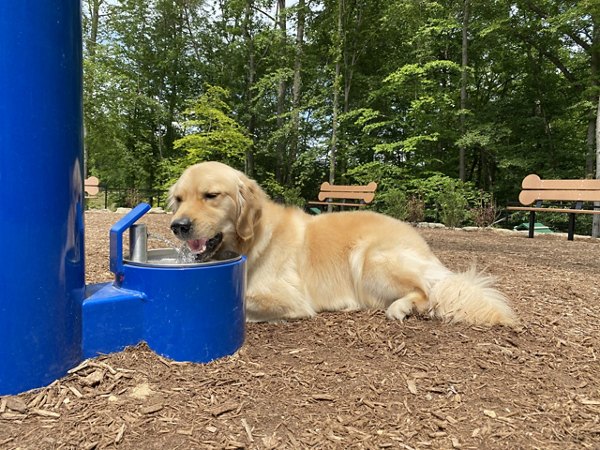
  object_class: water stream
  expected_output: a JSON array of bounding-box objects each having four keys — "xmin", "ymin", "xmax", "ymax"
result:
[{"xmin": 148, "ymin": 233, "xmax": 197, "ymax": 264}]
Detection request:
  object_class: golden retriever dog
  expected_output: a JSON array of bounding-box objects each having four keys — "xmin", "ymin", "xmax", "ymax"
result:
[{"xmin": 169, "ymin": 161, "xmax": 517, "ymax": 326}]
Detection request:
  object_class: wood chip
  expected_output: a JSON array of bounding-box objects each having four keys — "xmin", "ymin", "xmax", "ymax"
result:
[
  {"xmin": 311, "ymin": 394, "xmax": 335, "ymax": 401},
  {"xmin": 67, "ymin": 359, "xmax": 90, "ymax": 374},
  {"xmin": 288, "ymin": 348, "xmax": 307, "ymax": 354},
  {"xmin": 579, "ymin": 398, "xmax": 600, "ymax": 405},
  {"xmin": 92, "ymin": 361, "xmax": 117, "ymax": 375},
  {"xmin": 27, "ymin": 391, "xmax": 45, "ymax": 409},
  {"xmin": 80, "ymin": 370, "xmax": 104, "ymax": 387},
  {"xmin": 483, "ymin": 409, "xmax": 497, "ymax": 419},
  {"xmin": 206, "ymin": 401, "xmax": 238, "ymax": 417},
  {"xmin": 241, "ymin": 418, "xmax": 254, "ymax": 442},
  {"xmin": 31, "ymin": 408, "xmax": 60, "ymax": 418},
  {"xmin": 140, "ymin": 404, "xmax": 163, "ymax": 415},
  {"xmin": 1, "ymin": 412, "xmax": 27, "ymax": 420},
  {"xmin": 67, "ymin": 385, "xmax": 83, "ymax": 398},
  {"xmin": 446, "ymin": 415, "xmax": 458, "ymax": 424},
  {"xmin": 156, "ymin": 355, "xmax": 172, "ymax": 367},
  {"xmin": 114, "ymin": 423, "xmax": 125, "ymax": 444},
  {"xmin": 406, "ymin": 379, "xmax": 418, "ymax": 395},
  {"xmin": 5, "ymin": 397, "xmax": 27, "ymax": 413},
  {"xmin": 431, "ymin": 410, "xmax": 446, "ymax": 421}
]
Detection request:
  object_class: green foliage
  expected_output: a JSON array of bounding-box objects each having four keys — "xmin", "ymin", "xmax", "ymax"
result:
[
  {"xmin": 345, "ymin": 162, "xmax": 485, "ymax": 226},
  {"xmin": 174, "ymin": 86, "xmax": 251, "ymax": 167},
  {"xmin": 408, "ymin": 175, "xmax": 482, "ymax": 226},
  {"xmin": 344, "ymin": 161, "xmax": 407, "ymax": 191},
  {"xmin": 378, "ymin": 189, "xmax": 409, "ymax": 220},
  {"xmin": 436, "ymin": 181, "xmax": 469, "ymax": 228},
  {"xmin": 82, "ymin": 0, "xmax": 598, "ymax": 213},
  {"xmin": 259, "ymin": 175, "xmax": 305, "ymax": 207},
  {"xmin": 469, "ymin": 194, "xmax": 498, "ymax": 228},
  {"xmin": 377, "ymin": 189, "xmax": 425, "ymax": 223},
  {"xmin": 158, "ymin": 86, "xmax": 251, "ymax": 189}
]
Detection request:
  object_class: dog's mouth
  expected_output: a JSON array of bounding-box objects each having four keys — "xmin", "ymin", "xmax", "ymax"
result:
[{"xmin": 187, "ymin": 232, "xmax": 223, "ymax": 262}]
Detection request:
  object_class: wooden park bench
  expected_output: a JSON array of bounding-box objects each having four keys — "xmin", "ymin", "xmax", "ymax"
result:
[
  {"xmin": 307, "ymin": 181, "xmax": 377, "ymax": 213},
  {"xmin": 506, "ymin": 174, "xmax": 600, "ymax": 240},
  {"xmin": 84, "ymin": 176, "xmax": 100, "ymax": 199}
]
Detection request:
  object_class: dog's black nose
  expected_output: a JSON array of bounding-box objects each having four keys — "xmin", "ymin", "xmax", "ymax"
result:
[{"xmin": 170, "ymin": 217, "xmax": 192, "ymax": 236}]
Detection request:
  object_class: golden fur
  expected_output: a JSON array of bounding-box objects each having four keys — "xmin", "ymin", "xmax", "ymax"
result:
[{"xmin": 169, "ymin": 161, "xmax": 517, "ymax": 326}]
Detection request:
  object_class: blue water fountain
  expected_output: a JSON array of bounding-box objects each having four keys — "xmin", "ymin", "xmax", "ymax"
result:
[{"xmin": 0, "ymin": 0, "xmax": 246, "ymax": 395}]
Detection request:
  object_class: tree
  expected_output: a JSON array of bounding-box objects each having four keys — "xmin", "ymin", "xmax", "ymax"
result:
[
  {"xmin": 289, "ymin": 0, "xmax": 307, "ymax": 186},
  {"xmin": 81, "ymin": 0, "xmax": 599, "ymax": 236},
  {"xmin": 459, "ymin": 0, "xmax": 470, "ymax": 181},
  {"xmin": 594, "ymin": 93, "xmax": 600, "ymax": 237},
  {"xmin": 329, "ymin": 0, "xmax": 343, "ymax": 186},
  {"xmin": 169, "ymin": 85, "xmax": 251, "ymax": 181}
]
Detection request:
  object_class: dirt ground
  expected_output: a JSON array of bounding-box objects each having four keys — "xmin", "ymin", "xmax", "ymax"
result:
[{"xmin": 2, "ymin": 210, "xmax": 600, "ymax": 450}]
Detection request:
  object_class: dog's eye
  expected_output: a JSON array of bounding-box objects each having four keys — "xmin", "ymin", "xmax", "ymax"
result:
[
  {"xmin": 174, "ymin": 196, "xmax": 182, "ymax": 203},
  {"xmin": 204, "ymin": 192, "xmax": 219, "ymax": 200}
]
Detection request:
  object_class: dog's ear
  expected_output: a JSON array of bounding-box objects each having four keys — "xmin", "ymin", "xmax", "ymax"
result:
[
  {"xmin": 236, "ymin": 175, "xmax": 263, "ymax": 241},
  {"xmin": 167, "ymin": 182, "xmax": 179, "ymax": 212}
]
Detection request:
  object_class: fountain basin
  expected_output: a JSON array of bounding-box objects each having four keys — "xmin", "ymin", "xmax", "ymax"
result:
[{"xmin": 125, "ymin": 248, "xmax": 241, "ymax": 267}]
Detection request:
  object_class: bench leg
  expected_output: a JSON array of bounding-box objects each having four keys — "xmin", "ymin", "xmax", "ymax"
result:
[
  {"xmin": 528, "ymin": 211, "xmax": 535, "ymax": 238},
  {"xmin": 567, "ymin": 213, "xmax": 575, "ymax": 241}
]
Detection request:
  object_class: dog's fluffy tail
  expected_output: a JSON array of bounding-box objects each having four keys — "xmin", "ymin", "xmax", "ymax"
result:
[{"xmin": 426, "ymin": 267, "xmax": 517, "ymax": 327}]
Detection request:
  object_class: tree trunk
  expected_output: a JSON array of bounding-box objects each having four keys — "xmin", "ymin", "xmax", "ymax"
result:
[
  {"xmin": 593, "ymin": 94, "xmax": 600, "ymax": 237},
  {"xmin": 329, "ymin": 0, "xmax": 343, "ymax": 190},
  {"xmin": 88, "ymin": 0, "xmax": 103, "ymax": 57},
  {"xmin": 459, "ymin": 0, "xmax": 469, "ymax": 182},
  {"xmin": 587, "ymin": 116, "xmax": 596, "ymax": 177},
  {"xmin": 330, "ymin": 60, "xmax": 340, "ymax": 185},
  {"xmin": 586, "ymin": 22, "xmax": 598, "ymax": 177},
  {"xmin": 84, "ymin": 0, "xmax": 104, "ymax": 178},
  {"xmin": 243, "ymin": 0, "xmax": 256, "ymax": 177},
  {"xmin": 589, "ymin": 13, "xmax": 599, "ymax": 236},
  {"xmin": 275, "ymin": 0, "xmax": 287, "ymax": 185},
  {"xmin": 288, "ymin": 0, "xmax": 306, "ymax": 186}
]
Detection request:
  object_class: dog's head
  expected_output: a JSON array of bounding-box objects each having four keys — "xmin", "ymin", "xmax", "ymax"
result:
[{"xmin": 168, "ymin": 161, "xmax": 264, "ymax": 259}]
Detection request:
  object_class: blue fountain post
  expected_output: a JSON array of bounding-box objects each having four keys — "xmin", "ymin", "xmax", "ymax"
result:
[{"xmin": 0, "ymin": 1, "xmax": 85, "ymax": 394}]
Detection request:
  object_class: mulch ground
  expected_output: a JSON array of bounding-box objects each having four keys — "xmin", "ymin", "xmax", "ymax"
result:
[{"xmin": 2, "ymin": 211, "xmax": 600, "ymax": 450}]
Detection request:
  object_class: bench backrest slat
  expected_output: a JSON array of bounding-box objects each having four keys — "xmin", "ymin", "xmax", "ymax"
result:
[
  {"xmin": 522, "ymin": 174, "xmax": 600, "ymax": 190},
  {"xmin": 518, "ymin": 174, "xmax": 600, "ymax": 205},
  {"xmin": 317, "ymin": 181, "xmax": 377, "ymax": 203},
  {"xmin": 84, "ymin": 176, "xmax": 100, "ymax": 196}
]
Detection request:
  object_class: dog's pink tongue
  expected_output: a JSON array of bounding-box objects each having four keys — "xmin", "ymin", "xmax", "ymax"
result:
[{"xmin": 187, "ymin": 238, "xmax": 207, "ymax": 253}]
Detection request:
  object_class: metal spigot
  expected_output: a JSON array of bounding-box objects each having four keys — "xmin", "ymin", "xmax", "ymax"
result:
[{"xmin": 129, "ymin": 224, "xmax": 148, "ymax": 263}]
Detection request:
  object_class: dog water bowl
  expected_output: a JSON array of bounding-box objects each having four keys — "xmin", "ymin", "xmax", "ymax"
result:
[{"xmin": 83, "ymin": 203, "xmax": 246, "ymax": 363}]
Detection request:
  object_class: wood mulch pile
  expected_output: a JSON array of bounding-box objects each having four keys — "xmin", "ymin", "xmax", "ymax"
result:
[{"xmin": 1, "ymin": 210, "xmax": 599, "ymax": 449}]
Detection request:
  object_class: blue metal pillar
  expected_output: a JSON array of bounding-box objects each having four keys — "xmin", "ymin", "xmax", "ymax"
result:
[{"xmin": 0, "ymin": 1, "xmax": 84, "ymax": 394}]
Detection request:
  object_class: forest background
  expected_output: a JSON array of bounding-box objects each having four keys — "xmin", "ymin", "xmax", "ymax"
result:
[{"xmin": 83, "ymin": 0, "xmax": 600, "ymax": 234}]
